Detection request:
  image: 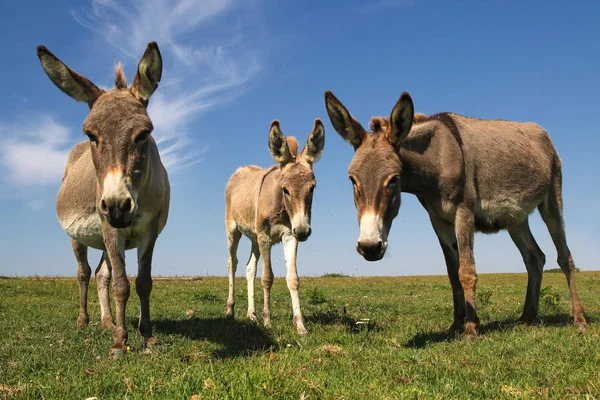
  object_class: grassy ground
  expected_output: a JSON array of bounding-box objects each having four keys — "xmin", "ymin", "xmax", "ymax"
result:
[{"xmin": 1, "ymin": 272, "xmax": 599, "ymax": 399}]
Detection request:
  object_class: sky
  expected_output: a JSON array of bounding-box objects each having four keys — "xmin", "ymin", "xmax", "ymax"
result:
[{"xmin": 0, "ymin": 0, "xmax": 599, "ymax": 278}]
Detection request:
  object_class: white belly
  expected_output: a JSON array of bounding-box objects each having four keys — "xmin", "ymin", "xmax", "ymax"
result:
[{"xmin": 60, "ymin": 212, "xmax": 105, "ymax": 249}]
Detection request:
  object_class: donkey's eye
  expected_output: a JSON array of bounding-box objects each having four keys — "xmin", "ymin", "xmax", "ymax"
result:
[
  {"xmin": 309, "ymin": 185, "xmax": 315, "ymax": 194},
  {"xmin": 135, "ymin": 130, "xmax": 151, "ymax": 143},
  {"xmin": 349, "ymin": 176, "xmax": 357, "ymax": 186},
  {"xmin": 85, "ymin": 131, "xmax": 98, "ymax": 146},
  {"xmin": 282, "ymin": 187, "xmax": 290, "ymax": 196},
  {"xmin": 386, "ymin": 176, "xmax": 400, "ymax": 188}
]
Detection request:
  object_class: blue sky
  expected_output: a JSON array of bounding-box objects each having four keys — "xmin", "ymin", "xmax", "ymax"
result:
[{"xmin": 0, "ymin": 0, "xmax": 598, "ymax": 277}]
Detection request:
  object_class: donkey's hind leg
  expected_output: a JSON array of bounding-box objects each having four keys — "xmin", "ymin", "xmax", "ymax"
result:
[
  {"xmin": 225, "ymin": 227, "xmax": 241, "ymax": 318},
  {"xmin": 73, "ymin": 239, "xmax": 91, "ymax": 328},
  {"xmin": 507, "ymin": 219, "xmax": 546, "ymax": 323},
  {"xmin": 96, "ymin": 252, "xmax": 115, "ymax": 329},
  {"xmin": 538, "ymin": 169, "xmax": 586, "ymax": 328}
]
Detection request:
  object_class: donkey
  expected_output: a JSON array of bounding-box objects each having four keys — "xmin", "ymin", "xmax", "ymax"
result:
[
  {"xmin": 37, "ymin": 42, "xmax": 170, "ymax": 355},
  {"xmin": 324, "ymin": 90, "xmax": 586, "ymax": 338},
  {"xmin": 225, "ymin": 119, "xmax": 325, "ymax": 335}
]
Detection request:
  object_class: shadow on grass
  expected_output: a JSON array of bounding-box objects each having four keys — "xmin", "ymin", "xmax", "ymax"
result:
[
  {"xmin": 306, "ymin": 308, "xmax": 381, "ymax": 333},
  {"xmin": 153, "ymin": 317, "xmax": 277, "ymax": 359},
  {"xmin": 405, "ymin": 313, "xmax": 585, "ymax": 349}
]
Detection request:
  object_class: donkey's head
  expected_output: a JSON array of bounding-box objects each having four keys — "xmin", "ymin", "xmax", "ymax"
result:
[
  {"xmin": 324, "ymin": 90, "xmax": 414, "ymax": 261},
  {"xmin": 268, "ymin": 119, "xmax": 325, "ymax": 242},
  {"xmin": 37, "ymin": 42, "xmax": 162, "ymax": 228}
]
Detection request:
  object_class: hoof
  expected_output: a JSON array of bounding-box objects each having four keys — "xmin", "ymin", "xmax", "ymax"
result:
[
  {"xmin": 297, "ymin": 326, "xmax": 308, "ymax": 337},
  {"xmin": 461, "ymin": 324, "xmax": 479, "ymax": 340},
  {"xmin": 145, "ymin": 337, "xmax": 159, "ymax": 348},
  {"xmin": 225, "ymin": 309, "xmax": 235, "ymax": 319},
  {"xmin": 517, "ymin": 314, "xmax": 538, "ymax": 325},
  {"xmin": 101, "ymin": 316, "xmax": 115, "ymax": 330},
  {"xmin": 247, "ymin": 311, "xmax": 257, "ymax": 322},
  {"xmin": 77, "ymin": 315, "xmax": 89, "ymax": 328},
  {"xmin": 109, "ymin": 344, "xmax": 128, "ymax": 359},
  {"xmin": 576, "ymin": 322, "xmax": 587, "ymax": 333},
  {"xmin": 448, "ymin": 321, "xmax": 464, "ymax": 333}
]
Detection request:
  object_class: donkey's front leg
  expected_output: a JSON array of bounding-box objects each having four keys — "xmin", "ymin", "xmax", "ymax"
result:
[
  {"xmin": 455, "ymin": 206, "xmax": 479, "ymax": 339},
  {"xmin": 258, "ymin": 234, "xmax": 274, "ymax": 328},
  {"xmin": 137, "ymin": 223, "xmax": 159, "ymax": 347},
  {"xmin": 102, "ymin": 225, "xmax": 129, "ymax": 356},
  {"xmin": 282, "ymin": 233, "xmax": 307, "ymax": 336},
  {"xmin": 427, "ymin": 214, "xmax": 465, "ymax": 332}
]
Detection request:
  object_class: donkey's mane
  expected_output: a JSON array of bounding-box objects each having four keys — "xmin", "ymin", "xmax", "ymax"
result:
[
  {"xmin": 115, "ymin": 63, "xmax": 128, "ymax": 89},
  {"xmin": 369, "ymin": 113, "xmax": 428, "ymax": 133}
]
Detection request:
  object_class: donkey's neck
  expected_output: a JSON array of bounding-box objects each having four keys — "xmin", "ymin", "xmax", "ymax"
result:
[{"xmin": 398, "ymin": 126, "xmax": 442, "ymax": 197}]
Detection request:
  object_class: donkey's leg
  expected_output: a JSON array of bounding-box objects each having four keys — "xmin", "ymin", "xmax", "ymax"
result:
[
  {"xmin": 102, "ymin": 226, "xmax": 129, "ymax": 356},
  {"xmin": 258, "ymin": 235, "xmax": 274, "ymax": 328},
  {"xmin": 455, "ymin": 206, "xmax": 479, "ymax": 338},
  {"xmin": 95, "ymin": 252, "xmax": 115, "ymax": 329},
  {"xmin": 428, "ymin": 215, "xmax": 465, "ymax": 332},
  {"xmin": 136, "ymin": 226, "xmax": 158, "ymax": 347},
  {"xmin": 225, "ymin": 229, "xmax": 241, "ymax": 318},
  {"xmin": 246, "ymin": 241, "xmax": 260, "ymax": 321},
  {"xmin": 507, "ymin": 219, "xmax": 546, "ymax": 323},
  {"xmin": 72, "ymin": 239, "xmax": 92, "ymax": 328},
  {"xmin": 538, "ymin": 176, "xmax": 586, "ymax": 327},
  {"xmin": 282, "ymin": 233, "xmax": 307, "ymax": 336}
]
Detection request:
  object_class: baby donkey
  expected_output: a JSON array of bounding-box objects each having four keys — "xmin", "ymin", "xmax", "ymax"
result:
[{"xmin": 225, "ymin": 119, "xmax": 325, "ymax": 335}]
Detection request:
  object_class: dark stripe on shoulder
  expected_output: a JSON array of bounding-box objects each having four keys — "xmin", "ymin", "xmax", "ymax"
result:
[{"xmin": 425, "ymin": 112, "xmax": 462, "ymax": 148}]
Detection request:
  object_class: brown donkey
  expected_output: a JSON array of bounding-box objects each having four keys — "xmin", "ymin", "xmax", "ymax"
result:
[
  {"xmin": 37, "ymin": 42, "xmax": 170, "ymax": 355},
  {"xmin": 225, "ymin": 120, "xmax": 325, "ymax": 335},
  {"xmin": 324, "ymin": 90, "xmax": 586, "ymax": 338}
]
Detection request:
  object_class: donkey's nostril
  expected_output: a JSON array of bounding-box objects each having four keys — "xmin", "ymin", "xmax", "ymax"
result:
[
  {"xmin": 99, "ymin": 199, "xmax": 108, "ymax": 214},
  {"xmin": 122, "ymin": 198, "xmax": 132, "ymax": 213}
]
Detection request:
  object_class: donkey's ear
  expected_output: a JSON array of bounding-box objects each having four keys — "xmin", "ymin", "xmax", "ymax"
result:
[
  {"xmin": 131, "ymin": 42, "xmax": 162, "ymax": 106},
  {"xmin": 37, "ymin": 45, "xmax": 104, "ymax": 108},
  {"xmin": 388, "ymin": 92, "xmax": 414, "ymax": 148},
  {"xmin": 324, "ymin": 91, "xmax": 365, "ymax": 149},
  {"xmin": 301, "ymin": 118, "xmax": 325, "ymax": 164},
  {"xmin": 268, "ymin": 120, "xmax": 294, "ymax": 165}
]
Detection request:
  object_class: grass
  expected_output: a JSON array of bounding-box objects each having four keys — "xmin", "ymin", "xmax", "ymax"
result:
[{"xmin": 1, "ymin": 272, "xmax": 599, "ymax": 399}]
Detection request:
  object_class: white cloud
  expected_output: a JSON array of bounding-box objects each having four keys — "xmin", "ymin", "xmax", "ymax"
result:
[
  {"xmin": 71, "ymin": 0, "xmax": 264, "ymax": 171},
  {"xmin": 0, "ymin": 116, "xmax": 74, "ymax": 187}
]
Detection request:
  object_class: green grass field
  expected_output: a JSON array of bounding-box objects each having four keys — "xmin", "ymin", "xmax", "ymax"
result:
[{"xmin": 1, "ymin": 272, "xmax": 599, "ymax": 399}]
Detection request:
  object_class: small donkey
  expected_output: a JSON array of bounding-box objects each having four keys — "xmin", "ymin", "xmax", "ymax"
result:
[
  {"xmin": 37, "ymin": 42, "xmax": 170, "ymax": 356},
  {"xmin": 324, "ymin": 90, "xmax": 586, "ymax": 338},
  {"xmin": 225, "ymin": 120, "xmax": 325, "ymax": 335}
]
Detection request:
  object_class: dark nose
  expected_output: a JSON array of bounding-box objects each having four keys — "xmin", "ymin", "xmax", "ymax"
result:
[
  {"xmin": 99, "ymin": 197, "xmax": 134, "ymax": 228},
  {"xmin": 357, "ymin": 240, "xmax": 384, "ymax": 262},
  {"xmin": 293, "ymin": 227, "xmax": 312, "ymax": 242}
]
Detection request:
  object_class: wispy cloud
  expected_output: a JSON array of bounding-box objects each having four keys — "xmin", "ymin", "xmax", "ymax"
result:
[
  {"xmin": 0, "ymin": 116, "xmax": 72, "ymax": 187},
  {"xmin": 71, "ymin": 0, "xmax": 264, "ymax": 171},
  {"xmin": 355, "ymin": 0, "xmax": 414, "ymax": 12}
]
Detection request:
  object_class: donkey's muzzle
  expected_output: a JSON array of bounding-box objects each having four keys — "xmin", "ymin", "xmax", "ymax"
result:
[
  {"xmin": 99, "ymin": 197, "xmax": 134, "ymax": 229},
  {"xmin": 357, "ymin": 240, "xmax": 385, "ymax": 262},
  {"xmin": 293, "ymin": 226, "xmax": 312, "ymax": 242}
]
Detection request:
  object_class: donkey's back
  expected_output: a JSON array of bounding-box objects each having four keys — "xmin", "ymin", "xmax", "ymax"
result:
[{"xmin": 225, "ymin": 165, "xmax": 274, "ymax": 239}]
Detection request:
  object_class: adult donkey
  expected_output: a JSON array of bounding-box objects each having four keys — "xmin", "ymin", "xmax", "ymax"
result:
[
  {"xmin": 324, "ymin": 90, "xmax": 586, "ymax": 338},
  {"xmin": 37, "ymin": 42, "xmax": 170, "ymax": 355},
  {"xmin": 225, "ymin": 120, "xmax": 325, "ymax": 335}
]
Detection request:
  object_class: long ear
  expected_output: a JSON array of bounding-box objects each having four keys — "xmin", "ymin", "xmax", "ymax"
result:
[
  {"xmin": 301, "ymin": 119, "xmax": 325, "ymax": 164},
  {"xmin": 131, "ymin": 42, "xmax": 163, "ymax": 106},
  {"xmin": 268, "ymin": 120, "xmax": 294, "ymax": 165},
  {"xmin": 324, "ymin": 90, "xmax": 365, "ymax": 149},
  {"xmin": 36, "ymin": 45, "xmax": 104, "ymax": 108},
  {"xmin": 387, "ymin": 92, "xmax": 414, "ymax": 148}
]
